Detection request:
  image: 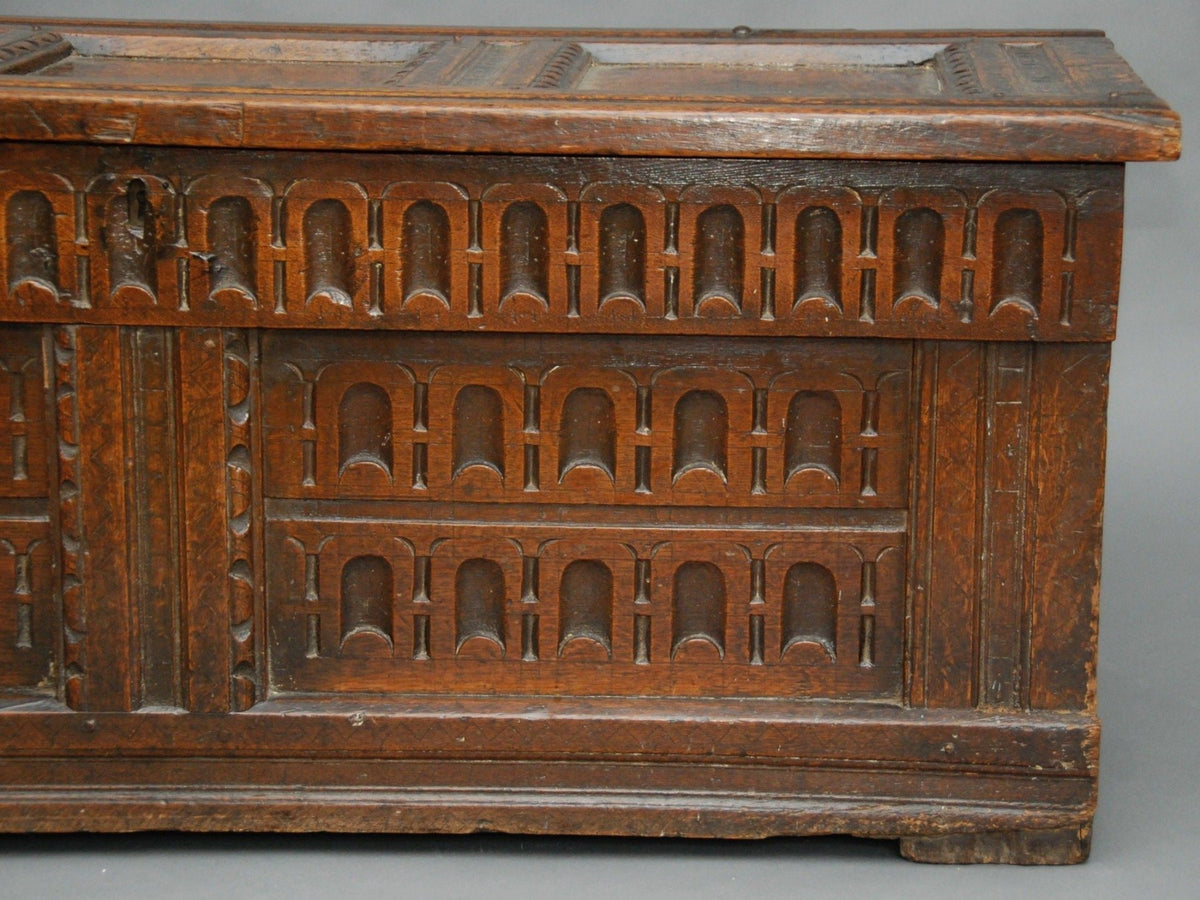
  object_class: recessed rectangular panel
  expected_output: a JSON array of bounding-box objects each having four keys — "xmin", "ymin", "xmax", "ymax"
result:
[
  {"xmin": 576, "ymin": 42, "xmax": 947, "ymax": 99},
  {"xmin": 266, "ymin": 514, "xmax": 905, "ymax": 700},
  {"xmin": 261, "ymin": 332, "xmax": 911, "ymax": 509},
  {"xmin": 22, "ymin": 34, "xmax": 437, "ymax": 89}
]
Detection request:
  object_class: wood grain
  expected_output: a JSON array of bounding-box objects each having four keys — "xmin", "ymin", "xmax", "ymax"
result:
[
  {"xmin": 0, "ymin": 20, "xmax": 1179, "ymax": 161},
  {"xmin": 0, "ymin": 19, "xmax": 1178, "ymax": 864}
]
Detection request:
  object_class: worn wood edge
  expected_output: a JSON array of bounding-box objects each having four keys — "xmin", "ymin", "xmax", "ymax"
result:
[
  {"xmin": 0, "ymin": 786, "xmax": 1093, "ymax": 840},
  {"xmin": 0, "ymin": 703, "xmax": 1100, "ymax": 776},
  {"xmin": 0, "ymin": 304, "xmax": 1122, "ymax": 342},
  {"xmin": 899, "ymin": 823, "xmax": 1092, "ymax": 865},
  {"xmin": 0, "ymin": 92, "xmax": 1179, "ymax": 162},
  {"xmin": 0, "ymin": 18, "xmax": 1112, "ymax": 41}
]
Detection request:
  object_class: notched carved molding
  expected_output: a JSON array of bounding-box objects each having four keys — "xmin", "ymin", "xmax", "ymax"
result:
[
  {"xmin": 0, "ymin": 30, "xmax": 71, "ymax": 75},
  {"xmin": 225, "ymin": 330, "xmax": 259, "ymax": 711},
  {"xmin": 936, "ymin": 43, "xmax": 985, "ymax": 96},
  {"xmin": 530, "ymin": 42, "xmax": 588, "ymax": 89},
  {"xmin": 52, "ymin": 326, "xmax": 84, "ymax": 709}
]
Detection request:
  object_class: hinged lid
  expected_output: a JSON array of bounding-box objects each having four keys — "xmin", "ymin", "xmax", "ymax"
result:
[{"xmin": 0, "ymin": 19, "xmax": 1180, "ymax": 161}]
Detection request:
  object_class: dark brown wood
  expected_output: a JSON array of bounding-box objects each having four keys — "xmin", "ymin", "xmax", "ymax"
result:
[
  {"xmin": 177, "ymin": 329, "xmax": 235, "ymax": 713},
  {"xmin": 0, "ymin": 20, "xmax": 1180, "ymax": 161},
  {"xmin": 0, "ymin": 144, "xmax": 1135, "ymax": 342},
  {"xmin": 900, "ymin": 825, "xmax": 1093, "ymax": 865},
  {"xmin": 70, "ymin": 325, "xmax": 134, "ymax": 711},
  {"xmin": 0, "ymin": 17, "xmax": 1178, "ymax": 865}
]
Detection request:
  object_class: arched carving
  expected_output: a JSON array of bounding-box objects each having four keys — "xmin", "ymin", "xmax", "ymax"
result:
[
  {"xmin": 6, "ymin": 190, "xmax": 58, "ymax": 298},
  {"xmin": 672, "ymin": 389, "xmax": 728, "ymax": 482},
  {"xmin": 402, "ymin": 200, "xmax": 451, "ymax": 302},
  {"xmin": 672, "ymin": 561, "xmax": 726, "ymax": 659},
  {"xmin": 106, "ymin": 178, "xmax": 157, "ymax": 300},
  {"xmin": 455, "ymin": 558, "xmax": 506, "ymax": 655},
  {"xmin": 598, "ymin": 203, "xmax": 646, "ymax": 308},
  {"xmin": 558, "ymin": 559, "xmax": 613, "ymax": 657},
  {"xmin": 558, "ymin": 387, "xmax": 616, "ymax": 482},
  {"xmin": 781, "ymin": 562, "xmax": 837, "ymax": 661},
  {"xmin": 340, "ymin": 555, "xmax": 393, "ymax": 654},
  {"xmin": 304, "ymin": 198, "xmax": 353, "ymax": 305},
  {"xmin": 338, "ymin": 382, "xmax": 393, "ymax": 476},
  {"xmin": 206, "ymin": 196, "xmax": 257, "ymax": 302},
  {"xmin": 453, "ymin": 385, "xmax": 505, "ymax": 479},
  {"xmin": 893, "ymin": 207, "xmax": 944, "ymax": 307},
  {"xmin": 794, "ymin": 206, "xmax": 842, "ymax": 311},
  {"xmin": 501, "ymin": 201, "xmax": 549, "ymax": 306},
  {"xmin": 784, "ymin": 390, "xmax": 842, "ymax": 486},
  {"xmin": 992, "ymin": 208, "xmax": 1044, "ymax": 316},
  {"xmin": 693, "ymin": 204, "xmax": 744, "ymax": 313}
]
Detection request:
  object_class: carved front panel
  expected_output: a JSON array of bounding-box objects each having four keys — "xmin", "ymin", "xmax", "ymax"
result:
[
  {"xmin": 267, "ymin": 517, "xmax": 904, "ymax": 699},
  {"xmin": 263, "ymin": 332, "xmax": 907, "ymax": 699},
  {"xmin": 262, "ymin": 333, "xmax": 909, "ymax": 508},
  {"xmin": 0, "ymin": 147, "xmax": 1117, "ymax": 715}
]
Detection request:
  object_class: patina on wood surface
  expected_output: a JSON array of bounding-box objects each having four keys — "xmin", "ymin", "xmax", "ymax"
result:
[
  {"xmin": 0, "ymin": 17, "xmax": 1178, "ymax": 864},
  {"xmin": 0, "ymin": 19, "xmax": 1180, "ymax": 160}
]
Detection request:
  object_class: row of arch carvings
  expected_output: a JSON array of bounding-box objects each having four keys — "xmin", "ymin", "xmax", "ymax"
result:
[
  {"xmin": 1, "ymin": 178, "xmax": 1059, "ymax": 321},
  {"xmin": 337, "ymin": 382, "xmax": 845, "ymax": 489},
  {"xmin": 335, "ymin": 554, "xmax": 843, "ymax": 663}
]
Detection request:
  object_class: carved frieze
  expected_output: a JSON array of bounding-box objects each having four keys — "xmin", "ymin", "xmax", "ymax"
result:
[{"xmin": 0, "ymin": 145, "xmax": 1123, "ymax": 341}]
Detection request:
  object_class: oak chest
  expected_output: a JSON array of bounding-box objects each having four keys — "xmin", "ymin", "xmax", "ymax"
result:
[{"xmin": 0, "ymin": 19, "xmax": 1179, "ymax": 863}]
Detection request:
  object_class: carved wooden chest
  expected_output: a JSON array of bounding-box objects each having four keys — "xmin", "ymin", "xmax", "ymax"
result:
[{"xmin": 0, "ymin": 19, "xmax": 1178, "ymax": 863}]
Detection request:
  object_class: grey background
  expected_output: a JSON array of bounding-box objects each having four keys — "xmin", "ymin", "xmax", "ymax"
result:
[{"xmin": 0, "ymin": 0, "xmax": 1195, "ymax": 896}]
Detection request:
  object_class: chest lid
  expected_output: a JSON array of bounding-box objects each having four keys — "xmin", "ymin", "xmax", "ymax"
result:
[{"xmin": 0, "ymin": 19, "xmax": 1179, "ymax": 161}]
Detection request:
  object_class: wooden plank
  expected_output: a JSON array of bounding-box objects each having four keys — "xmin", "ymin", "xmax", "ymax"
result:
[
  {"xmin": 122, "ymin": 326, "xmax": 181, "ymax": 709},
  {"xmin": 0, "ymin": 702, "xmax": 1097, "ymax": 773},
  {"xmin": 0, "ymin": 779, "xmax": 1094, "ymax": 844},
  {"xmin": 0, "ymin": 144, "xmax": 1125, "ymax": 343},
  {"xmin": 176, "ymin": 328, "xmax": 231, "ymax": 712},
  {"xmin": 1027, "ymin": 344, "xmax": 1109, "ymax": 711},
  {"xmin": 909, "ymin": 342, "xmax": 983, "ymax": 707},
  {"xmin": 0, "ymin": 91, "xmax": 1178, "ymax": 162},
  {"xmin": 72, "ymin": 325, "xmax": 132, "ymax": 711},
  {"xmin": 978, "ymin": 343, "xmax": 1034, "ymax": 709}
]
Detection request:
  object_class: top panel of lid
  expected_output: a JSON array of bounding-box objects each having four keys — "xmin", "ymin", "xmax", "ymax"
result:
[{"xmin": 0, "ymin": 19, "xmax": 1180, "ymax": 161}]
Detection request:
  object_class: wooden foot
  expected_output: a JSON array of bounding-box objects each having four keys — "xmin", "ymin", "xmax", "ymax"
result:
[{"xmin": 898, "ymin": 824, "xmax": 1092, "ymax": 865}]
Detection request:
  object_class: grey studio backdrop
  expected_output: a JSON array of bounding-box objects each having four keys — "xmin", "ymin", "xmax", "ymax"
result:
[{"xmin": 0, "ymin": 1, "xmax": 1195, "ymax": 898}]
